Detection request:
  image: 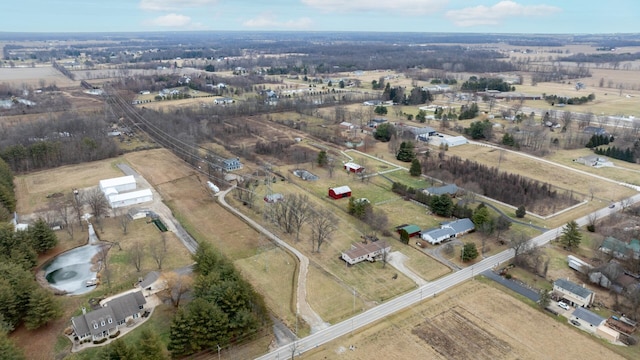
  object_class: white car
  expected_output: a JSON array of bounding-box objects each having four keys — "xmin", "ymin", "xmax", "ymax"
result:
[{"xmin": 558, "ymin": 301, "xmax": 570, "ymax": 310}]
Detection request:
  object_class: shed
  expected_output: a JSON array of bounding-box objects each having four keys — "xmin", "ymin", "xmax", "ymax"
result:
[
  {"xmin": 108, "ymin": 189, "xmax": 153, "ymax": 208},
  {"xmin": 329, "ymin": 186, "xmax": 352, "ymax": 199},
  {"xmin": 344, "ymin": 162, "xmax": 365, "ymax": 173},
  {"xmin": 99, "ymin": 175, "xmax": 136, "ymax": 194},
  {"xmin": 443, "ymin": 136, "xmax": 468, "ymax": 147},
  {"xmin": 597, "ymin": 325, "xmax": 621, "ymax": 343},
  {"xmin": 397, "ymin": 224, "xmax": 421, "ymax": 238}
]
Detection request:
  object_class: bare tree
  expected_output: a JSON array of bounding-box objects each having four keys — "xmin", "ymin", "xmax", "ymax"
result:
[
  {"xmin": 509, "ymin": 232, "xmax": 531, "ymax": 266},
  {"xmin": 86, "ymin": 187, "xmax": 109, "ymax": 229},
  {"xmin": 365, "ymin": 209, "xmax": 389, "ymax": 237},
  {"xmin": 288, "ymin": 194, "xmax": 311, "ymax": 241},
  {"xmin": 117, "ymin": 209, "xmax": 131, "ymax": 235},
  {"xmin": 561, "ymin": 111, "xmax": 573, "ymax": 129},
  {"xmin": 131, "ymin": 240, "xmax": 144, "ymax": 273},
  {"xmin": 97, "ymin": 244, "xmax": 112, "ymax": 288},
  {"xmin": 71, "ymin": 190, "xmax": 85, "ymax": 231},
  {"xmin": 163, "ymin": 272, "xmax": 193, "ymax": 307},
  {"xmin": 54, "ymin": 194, "xmax": 76, "ymax": 238},
  {"xmin": 149, "ymin": 235, "xmax": 168, "ymax": 270},
  {"xmin": 310, "ymin": 209, "xmax": 337, "ymax": 253}
]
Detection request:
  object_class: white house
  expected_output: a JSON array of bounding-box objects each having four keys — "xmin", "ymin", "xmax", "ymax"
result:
[
  {"xmin": 553, "ymin": 278, "xmax": 595, "ymax": 307},
  {"xmin": 108, "ymin": 189, "xmax": 153, "ymax": 209},
  {"xmin": 341, "ymin": 241, "xmax": 390, "ymax": 265},
  {"xmin": 421, "ymin": 228, "xmax": 455, "ymax": 245},
  {"xmin": 442, "ymin": 136, "xmax": 468, "ymax": 147},
  {"xmin": 99, "ymin": 176, "xmax": 136, "ymax": 194},
  {"xmin": 214, "ymin": 97, "xmax": 234, "ymax": 105},
  {"xmin": 420, "ymin": 218, "xmax": 475, "ymax": 245}
]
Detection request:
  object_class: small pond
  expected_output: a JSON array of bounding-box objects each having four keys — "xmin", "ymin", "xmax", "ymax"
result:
[{"xmin": 44, "ymin": 223, "xmax": 102, "ymax": 295}]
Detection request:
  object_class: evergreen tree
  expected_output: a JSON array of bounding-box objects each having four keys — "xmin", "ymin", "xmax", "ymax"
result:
[
  {"xmin": 99, "ymin": 339, "xmax": 137, "ymax": 360},
  {"xmin": 29, "ymin": 218, "xmax": 58, "ymax": 253},
  {"xmin": 316, "ymin": 150, "xmax": 328, "ymax": 167},
  {"xmin": 138, "ymin": 328, "xmax": 167, "ymax": 360},
  {"xmin": 472, "ymin": 204, "xmax": 492, "ymax": 227},
  {"xmin": 560, "ymin": 220, "xmax": 581, "ymax": 251},
  {"xmin": 515, "ymin": 205, "xmax": 526, "ymax": 218},
  {"xmin": 399, "ymin": 229, "xmax": 409, "ymax": 244},
  {"xmin": 373, "ymin": 123, "xmax": 395, "ymax": 142},
  {"xmin": 430, "ymin": 194, "xmax": 454, "ymax": 217},
  {"xmin": 25, "ymin": 287, "xmax": 61, "ymax": 330},
  {"xmin": 409, "ymin": 158, "xmax": 421, "ymax": 176},
  {"xmin": 0, "ymin": 330, "xmax": 25, "ymax": 360},
  {"xmin": 461, "ymin": 242, "xmax": 479, "ymax": 262},
  {"xmin": 396, "ymin": 142, "xmax": 415, "ymax": 162}
]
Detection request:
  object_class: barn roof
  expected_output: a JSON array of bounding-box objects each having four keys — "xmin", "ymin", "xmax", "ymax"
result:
[
  {"xmin": 109, "ymin": 189, "xmax": 153, "ymax": 202},
  {"xmin": 331, "ymin": 185, "xmax": 352, "ymax": 194},
  {"xmin": 99, "ymin": 175, "xmax": 136, "ymax": 189},
  {"xmin": 398, "ymin": 224, "xmax": 421, "ymax": 234}
]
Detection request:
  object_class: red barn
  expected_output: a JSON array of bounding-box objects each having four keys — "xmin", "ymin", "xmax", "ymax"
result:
[
  {"xmin": 329, "ymin": 186, "xmax": 352, "ymax": 199},
  {"xmin": 344, "ymin": 162, "xmax": 364, "ymax": 173}
]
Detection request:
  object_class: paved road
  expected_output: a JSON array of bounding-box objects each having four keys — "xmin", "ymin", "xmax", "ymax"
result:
[{"xmin": 256, "ymin": 194, "xmax": 640, "ymax": 360}]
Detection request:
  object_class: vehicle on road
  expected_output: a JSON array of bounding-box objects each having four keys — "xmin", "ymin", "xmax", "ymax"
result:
[
  {"xmin": 609, "ymin": 203, "xmax": 616, "ymax": 208},
  {"xmin": 570, "ymin": 319, "xmax": 580, "ymax": 326},
  {"xmin": 558, "ymin": 301, "xmax": 570, "ymax": 310}
]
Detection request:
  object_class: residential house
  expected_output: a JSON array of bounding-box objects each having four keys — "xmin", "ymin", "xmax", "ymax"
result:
[
  {"xmin": 328, "ymin": 186, "xmax": 352, "ymax": 199},
  {"xmin": 363, "ymin": 100, "xmax": 382, "ymax": 106},
  {"xmin": 136, "ymin": 271, "xmax": 166, "ymax": 297},
  {"xmin": 420, "ymin": 218, "xmax": 475, "ymax": 245},
  {"xmin": 572, "ymin": 307, "xmax": 605, "ymax": 328},
  {"xmin": 214, "ymin": 97, "xmax": 234, "ymax": 105},
  {"xmin": 424, "ymin": 184, "xmax": 459, "ymax": 197},
  {"xmin": 367, "ymin": 118, "xmax": 387, "ymax": 128},
  {"xmin": 222, "ymin": 158, "xmax": 243, "ymax": 172},
  {"xmin": 574, "ymin": 155, "xmax": 613, "ymax": 168},
  {"xmin": 553, "ymin": 278, "xmax": 595, "ymax": 307},
  {"xmin": 341, "ymin": 241, "xmax": 390, "ymax": 265},
  {"xmin": 406, "ymin": 126, "xmax": 437, "ymax": 137},
  {"xmin": 71, "ymin": 291, "xmax": 146, "ymax": 342},
  {"xmin": 396, "ymin": 224, "xmax": 421, "ymax": 238},
  {"xmin": 599, "ymin": 237, "xmax": 638, "ymax": 260},
  {"xmin": 264, "ymin": 193, "xmax": 284, "ymax": 203}
]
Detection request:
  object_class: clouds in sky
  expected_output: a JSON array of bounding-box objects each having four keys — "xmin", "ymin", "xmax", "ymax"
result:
[
  {"xmin": 446, "ymin": 1, "xmax": 561, "ymax": 27},
  {"xmin": 243, "ymin": 13, "xmax": 313, "ymax": 30},
  {"xmin": 139, "ymin": 0, "xmax": 218, "ymax": 12},
  {"xmin": 301, "ymin": 0, "xmax": 446, "ymax": 15},
  {"xmin": 144, "ymin": 13, "xmax": 193, "ymax": 27}
]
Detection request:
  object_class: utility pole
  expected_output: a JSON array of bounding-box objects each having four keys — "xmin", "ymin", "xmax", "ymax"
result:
[{"xmin": 217, "ymin": 344, "xmax": 221, "ymax": 360}]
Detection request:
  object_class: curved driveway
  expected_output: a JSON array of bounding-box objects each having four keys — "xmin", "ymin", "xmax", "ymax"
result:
[{"xmin": 216, "ymin": 186, "xmax": 329, "ymax": 334}]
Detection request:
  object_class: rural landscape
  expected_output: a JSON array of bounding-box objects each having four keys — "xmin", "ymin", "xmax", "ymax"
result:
[{"xmin": 2, "ymin": 29, "xmax": 640, "ymax": 360}]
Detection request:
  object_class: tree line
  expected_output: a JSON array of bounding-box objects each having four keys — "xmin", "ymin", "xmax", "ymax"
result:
[
  {"xmin": 460, "ymin": 77, "xmax": 514, "ymax": 92},
  {"xmin": 544, "ymin": 93, "xmax": 595, "ymax": 105},
  {"xmin": 594, "ymin": 146, "xmax": 636, "ymax": 163}
]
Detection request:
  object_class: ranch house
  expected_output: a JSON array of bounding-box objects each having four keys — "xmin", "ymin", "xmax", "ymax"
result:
[
  {"xmin": 329, "ymin": 186, "xmax": 352, "ymax": 199},
  {"xmin": 341, "ymin": 241, "xmax": 390, "ymax": 265}
]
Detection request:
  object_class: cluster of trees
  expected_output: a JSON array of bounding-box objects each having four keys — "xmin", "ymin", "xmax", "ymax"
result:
[
  {"xmin": 168, "ymin": 242, "xmax": 269, "ymax": 358},
  {"xmin": 423, "ymin": 156, "xmax": 578, "ymax": 211},
  {"xmin": 396, "ymin": 142, "xmax": 415, "ymax": 162},
  {"xmin": 585, "ymin": 134, "xmax": 614, "ymax": 148},
  {"xmin": 373, "ymin": 123, "xmax": 395, "ymax": 142},
  {"xmin": 458, "ymin": 103, "xmax": 480, "ymax": 121},
  {"xmin": 544, "ymin": 93, "xmax": 595, "ymax": 105},
  {"xmin": 594, "ymin": 146, "xmax": 636, "ymax": 163},
  {"xmin": 96, "ymin": 329, "xmax": 167, "ymax": 360},
  {"xmin": 0, "ymin": 159, "xmax": 15, "ymax": 221},
  {"xmin": 0, "ymin": 220, "xmax": 61, "ymax": 335},
  {"xmin": 464, "ymin": 119, "xmax": 492, "ymax": 139},
  {"xmin": 460, "ymin": 77, "xmax": 514, "ymax": 92},
  {"xmin": 382, "ymin": 85, "xmax": 433, "ymax": 106}
]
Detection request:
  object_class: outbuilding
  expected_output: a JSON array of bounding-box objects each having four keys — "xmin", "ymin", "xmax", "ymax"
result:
[
  {"xmin": 108, "ymin": 189, "xmax": 153, "ymax": 209},
  {"xmin": 344, "ymin": 162, "xmax": 365, "ymax": 173},
  {"xmin": 99, "ymin": 175, "xmax": 136, "ymax": 194},
  {"xmin": 442, "ymin": 136, "xmax": 468, "ymax": 147},
  {"xmin": 397, "ymin": 224, "xmax": 421, "ymax": 238},
  {"xmin": 329, "ymin": 186, "xmax": 352, "ymax": 199}
]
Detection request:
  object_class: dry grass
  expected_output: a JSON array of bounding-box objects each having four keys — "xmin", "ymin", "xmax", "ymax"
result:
[
  {"xmin": 302, "ymin": 280, "xmax": 630, "ymax": 360},
  {"xmin": 306, "ymin": 264, "xmax": 367, "ymax": 324},
  {"xmin": 0, "ymin": 65, "xmax": 78, "ymax": 87}
]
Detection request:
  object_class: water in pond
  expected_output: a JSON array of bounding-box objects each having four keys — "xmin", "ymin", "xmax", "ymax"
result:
[{"xmin": 44, "ymin": 223, "xmax": 102, "ymax": 295}]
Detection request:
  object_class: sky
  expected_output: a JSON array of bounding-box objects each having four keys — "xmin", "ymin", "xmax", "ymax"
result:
[{"xmin": 2, "ymin": 0, "xmax": 639, "ymax": 34}]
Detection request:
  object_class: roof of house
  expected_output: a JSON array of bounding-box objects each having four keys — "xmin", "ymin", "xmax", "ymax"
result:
[
  {"xmin": 601, "ymin": 237, "xmax": 630, "ymax": 253},
  {"xmin": 573, "ymin": 307, "xmax": 605, "ymax": 327},
  {"xmin": 554, "ymin": 278, "xmax": 593, "ymax": 299},
  {"xmin": 398, "ymin": 224, "xmax": 421, "ymax": 234},
  {"xmin": 422, "ymin": 227, "xmax": 454, "ymax": 239},
  {"xmin": 442, "ymin": 218, "xmax": 475, "ymax": 234},
  {"xmin": 343, "ymin": 241, "xmax": 389, "ymax": 260},
  {"xmin": 106, "ymin": 291, "xmax": 146, "ymax": 321},
  {"xmin": 629, "ymin": 239, "xmax": 640, "ymax": 252},
  {"xmin": 223, "ymin": 158, "xmax": 241, "ymax": 164},
  {"xmin": 425, "ymin": 184, "xmax": 459, "ymax": 196},
  {"xmin": 330, "ymin": 185, "xmax": 352, "ymax": 194},
  {"xmin": 99, "ymin": 175, "xmax": 136, "ymax": 189},
  {"xmin": 344, "ymin": 162, "xmax": 363, "ymax": 170},
  {"xmin": 407, "ymin": 126, "xmax": 436, "ymax": 135},
  {"xmin": 138, "ymin": 271, "xmax": 160, "ymax": 289}
]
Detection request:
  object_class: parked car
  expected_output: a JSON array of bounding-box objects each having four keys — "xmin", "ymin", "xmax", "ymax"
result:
[
  {"xmin": 570, "ymin": 319, "xmax": 581, "ymax": 326},
  {"xmin": 558, "ymin": 301, "xmax": 570, "ymax": 310}
]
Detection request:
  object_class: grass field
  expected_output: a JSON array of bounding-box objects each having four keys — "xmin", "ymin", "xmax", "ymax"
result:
[{"xmin": 301, "ymin": 279, "xmax": 632, "ymax": 360}]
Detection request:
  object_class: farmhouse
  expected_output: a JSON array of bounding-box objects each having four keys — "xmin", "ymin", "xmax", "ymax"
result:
[
  {"xmin": 396, "ymin": 224, "xmax": 421, "ymax": 238},
  {"xmin": 424, "ymin": 184, "xmax": 459, "ymax": 196},
  {"xmin": 329, "ymin": 186, "xmax": 352, "ymax": 199},
  {"xmin": 214, "ymin": 97, "xmax": 234, "ymax": 105},
  {"xmin": 553, "ymin": 278, "xmax": 594, "ymax": 307},
  {"xmin": 344, "ymin": 162, "xmax": 365, "ymax": 173},
  {"xmin": 222, "ymin": 158, "xmax": 243, "ymax": 171},
  {"xmin": 71, "ymin": 291, "xmax": 146, "ymax": 342},
  {"xmin": 341, "ymin": 241, "xmax": 391, "ymax": 265}
]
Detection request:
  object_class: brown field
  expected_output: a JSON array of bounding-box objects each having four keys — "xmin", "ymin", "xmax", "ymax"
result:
[
  {"xmin": 0, "ymin": 65, "xmax": 78, "ymax": 88},
  {"xmin": 302, "ymin": 280, "xmax": 630, "ymax": 360}
]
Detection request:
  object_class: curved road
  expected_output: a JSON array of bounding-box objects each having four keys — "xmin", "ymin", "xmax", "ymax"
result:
[
  {"xmin": 256, "ymin": 194, "xmax": 640, "ymax": 360},
  {"xmin": 216, "ymin": 186, "xmax": 329, "ymax": 334}
]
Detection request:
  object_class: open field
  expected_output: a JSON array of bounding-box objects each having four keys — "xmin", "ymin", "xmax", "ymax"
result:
[
  {"xmin": 0, "ymin": 65, "xmax": 78, "ymax": 87},
  {"xmin": 301, "ymin": 280, "xmax": 631, "ymax": 360}
]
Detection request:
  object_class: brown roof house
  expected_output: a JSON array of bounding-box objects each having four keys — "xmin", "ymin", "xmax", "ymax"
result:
[
  {"xmin": 341, "ymin": 241, "xmax": 390, "ymax": 265},
  {"xmin": 71, "ymin": 291, "xmax": 146, "ymax": 343}
]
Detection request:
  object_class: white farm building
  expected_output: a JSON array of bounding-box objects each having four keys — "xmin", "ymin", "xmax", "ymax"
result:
[
  {"xmin": 99, "ymin": 175, "xmax": 153, "ymax": 209},
  {"xmin": 442, "ymin": 136, "xmax": 468, "ymax": 147}
]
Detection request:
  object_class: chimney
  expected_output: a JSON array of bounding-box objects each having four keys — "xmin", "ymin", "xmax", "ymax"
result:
[{"xmin": 82, "ymin": 307, "xmax": 86, "ymax": 315}]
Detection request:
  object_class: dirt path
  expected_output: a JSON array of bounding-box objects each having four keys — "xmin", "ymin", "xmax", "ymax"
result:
[
  {"xmin": 216, "ymin": 186, "xmax": 329, "ymax": 333},
  {"xmin": 386, "ymin": 251, "xmax": 428, "ymax": 286}
]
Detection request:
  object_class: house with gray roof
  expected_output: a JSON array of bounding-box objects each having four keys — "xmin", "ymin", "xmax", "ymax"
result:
[
  {"xmin": 71, "ymin": 291, "xmax": 146, "ymax": 342},
  {"xmin": 572, "ymin": 307, "xmax": 605, "ymax": 328},
  {"xmin": 553, "ymin": 278, "xmax": 594, "ymax": 307},
  {"xmin": 420, "ymin": 218, "xmax": 475, "ymax": 245}
]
